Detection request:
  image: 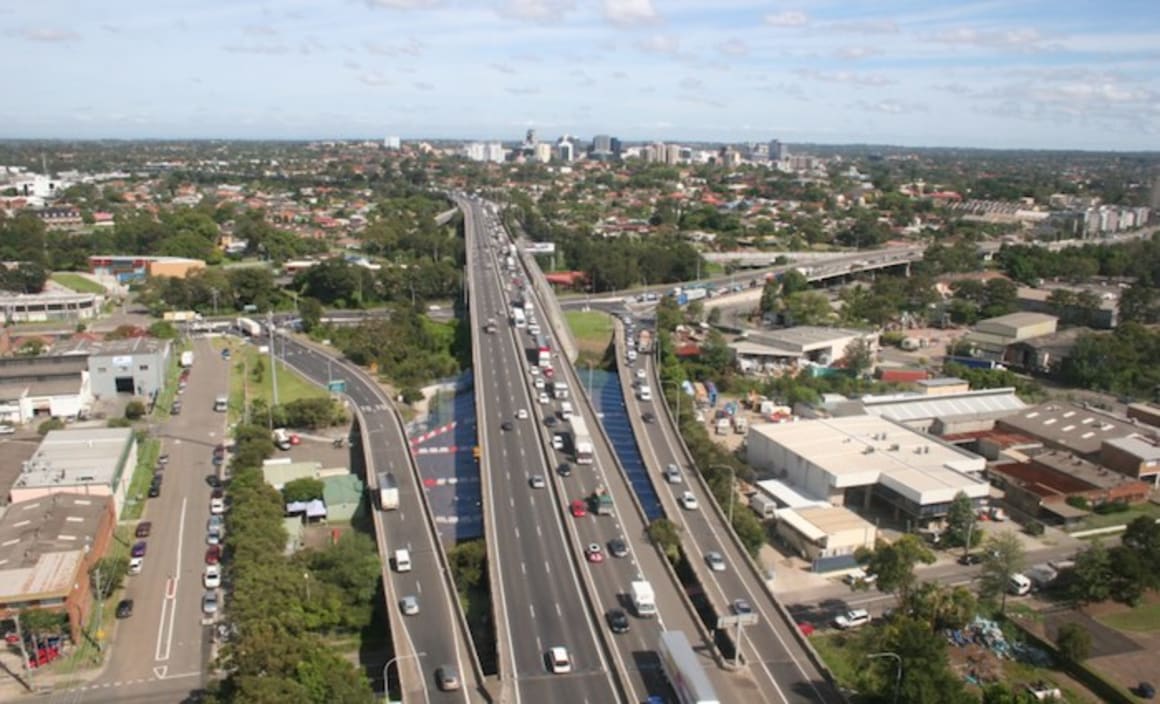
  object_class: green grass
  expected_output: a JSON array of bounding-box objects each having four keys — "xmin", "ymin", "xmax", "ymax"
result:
[
  {"xmin": 810, "ymin": 633, "xmax": 866, "ymax": 689},
  {"xmin": 227, "ymin": 339, "xmax": 327, "ymax": 421},
  {"xmin": 1098, "ymin": 600, "xmax": 1160, "ymax": 632},
  {"xmin": 151, "ymin": 341, "xmax": 187, "ymax": 420},
  {"xmin": 1072, "ymin": 502, "xmax": 1160, "ymax": 532},
  {"xmin": 51, "ymin": 272, "xmax": 106, "ymax": 294},
  {"xmin": 121, "ymin": 438, "xmax": 160, "ymax": 522},
  {"xmin": 564, "ymin": 310, "xmax": 613, "ymax": 347}
]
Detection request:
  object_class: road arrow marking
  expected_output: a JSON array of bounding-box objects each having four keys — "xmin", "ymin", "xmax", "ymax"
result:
[{"xmin": 153, "ymin": 665, "xmax": 168, "ymax": 679}]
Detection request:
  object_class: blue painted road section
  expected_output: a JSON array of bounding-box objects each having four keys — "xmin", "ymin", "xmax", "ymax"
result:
[
  {"xmin": 411, "ymin": 381, "xmax": 483, "ymax": 544},
  {"xmin": 580, "ymin": 369, "xmax": 664, "ymax": 521}
]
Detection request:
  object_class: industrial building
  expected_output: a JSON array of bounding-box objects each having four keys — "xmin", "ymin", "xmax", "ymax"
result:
[
  {"xmin": 830, "ymin": 385, "xmax": 1026, "ymax": 435},
  {"xmin": 0, "ymin": 494, "xmax": 116, "ymax": 644},
  {"xmin": 996, "ymin": 401, "xmax": 1153, "ymax": 461},
  {"xmin": 0, "ymin": 355, "xmax": 92, "ymax": 425},
  {"xmin": 1098, "ymin": 435, "xmax": 1160, "ymax": 487},
  {"xmin": 56, "ymin": 337, "xmax": 172, "ymax": 401},
  {"xmin": 0, "ymin": 291, "xmax": 102, "ymax": 324},
  {"xmin": 747, "ymin": 415, "xmax": 990, "ymax": 524},
  {"xmin": 731, "ymin": 326, "xmax": 878, "ymax": 375},
  {"xmin": 959, "ymin": 312, "xmax": 1058, "ymax": 362},
  {"xmin": 754, "ymin": 479, "xmax": 878, "ymax": 565},
  {"xmin": 88, "ymin": 255, "xmax": 205, "ymax": 283},
  {"xmin": 10, "ymin": 428, "xmax": 136, "ymax": 517},
  {"xmin": 989, "ymin": 450, "xmax": 1152, "ymax": 524}
]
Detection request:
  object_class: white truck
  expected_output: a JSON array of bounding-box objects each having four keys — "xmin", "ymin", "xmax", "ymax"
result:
[
  {"xmin": 180, "ymin": 350, "xmax": 194, "ymax": 368},
  {"xmin": 630, "ymin": 580, "xmax": 656, "ymax": 618},
  {"xmin": 236, "ymin": 317, "xmax": 262, "ymax": 337},
  {"xmin": 378, "ymin": 473, "xmax": 399, "ymax": 511},
  {"xmin": 657, "ymin": 631, "xmax": 719, "ymax": 704},
  {"xmin": 570, "ymin": 414, "xmax": 594, "ymax": 465}
]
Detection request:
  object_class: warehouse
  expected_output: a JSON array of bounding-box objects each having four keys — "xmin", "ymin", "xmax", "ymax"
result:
[
  {"xmin": 747, "ymin": 415, "xmax": 989, "ymax": 525},
  {"xmin": 832, "ymin": 386, "xmax": 1025, "ymax": 435},
  {"xmin": 959, "ymin": 312, "xmax": 1058, "ymax": 362},
  {"xmin": 732, "ymin": 326, "xmax": 877, "ymax": 374},
  {"xmin": 0, "ymin": 355, "xmax": 92, "ymax": 425},
  {"xmin": 997, "ymin": 401, "xmax": 1151, "ymax": 460},
  {"xmin": 57, "ymin": 337, "xmax": 172, "ymax": 401},
  {"xmin": 88, "ymin": 255, "xmax": 205, "ymax": 283},
  {"xmin": 10, "ymin": 428, "xmax": 136, "ymax": 517}
]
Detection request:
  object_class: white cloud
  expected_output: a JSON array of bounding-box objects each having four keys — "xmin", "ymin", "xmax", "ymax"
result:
[
  {"xmin": 223, "ymin": 43, "xmax": 291, "ymax": 55},
  {"xmin": 364, "ymin": 0, "xmax": 441, "ymax": 9},
  {"xmin": 500, "ymin": 0, "xmax": 575, "ymax": 21},
  {"xmin": 359, "ymin": 72, "xmax": 391, "ymax": 86},
  {"xmin": 363, "ymin": 38, "xmax": 423, "ymax": 57},
  {"xmin": 413, "ymin": 81, "xmax": 435, "ymax": 90},
  {"xmin": 834, "ymin": 46, "xmax": 878, "ymax": 61},
  {"xmin": 636, "ymin": 34, "xmax": 679, "ymax": 54},
  {"xmin": 826, "ymin": 19, "xmax": 898, "ymax": 34},
  {"xmin": 716, "ymin": 38, "xmax": 749, "ymax": 57},
  {"xmin": 604, "ymin": 0, "xmax": 659, "ymax": 26},
  {"xmin": 797, "ymin": 68, "xmax": 895, "ymax": 86},
  {"xmin": 506, "ymin": 86, "xmax": 541, "ymax": 95},
  {"xmin": 242, "ymin": 24, "xmax": 278, "ymax": 37},
  {"xmin": 853, "ymin": 99, "xmax": 927, "ymax": 114},
  {"xmin": 764, "ymin": 10, "xmax": 808, "ymax": 28},
  {"xmin": 490, "ymin": 62, "xmax": 518, "ymax": 74},
  {"xmin": 932, "ymin": 26, "xmax": 1047, "ymax": 51},
  {"xmin": 678, "ymin": 77, "xmax": 703, "ymax": 91},
  {"xmin": 17, "ymin": 28, "xmax": 81, "ymax": 42}
]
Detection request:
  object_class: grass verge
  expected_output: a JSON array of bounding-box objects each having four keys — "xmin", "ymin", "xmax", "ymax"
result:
[
  {"xmin": 51, "ymin": 272, "xmax": 106, "ymax": 295},
  {"xmin": 151, "ymin": 340, "xmax": 187, "ymax": 420},
  {"xmin": 564, "ymin": 310, "xmax": 614, "ymax": 366},
  {"xmin": 1097, "ymin": 599, "xmax": 1160, "ymax": 632},
  {"xmin": 120, "ymin": 437, "xmax": 159, "ymax": 522},
  {"xmin": 226, "ymin": 339, "xmax": 328, "ymax": 422},
  {"xmin": 1072, "ymin": 502, "xmax": 1160, "ymax": 532}
]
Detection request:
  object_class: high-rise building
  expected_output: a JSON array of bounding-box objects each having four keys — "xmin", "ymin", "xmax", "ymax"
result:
[
  {"xmin": 592, "ymin": 134, "xmax": 612, "ymax": 156},
  {"xmin": 556, "ymin": 137, "xmax": 574, "ymax": 162},
  {"xmin": 534, "ymin": 143, "xmax": 553, "ymax": 163},
  {"xmin": 665, "ymin": 144, "xmax": 682, "ymax": 165},
  {"xmin": 610, "ymin": 137, "xmax": 622, "ymax": 158},
  {"xmin": 769, "ymin": 139, "xmax": 789, "ymax": 161},
  {"xmin": 465, "ymin": 142, "xmax": 505, "ymax": 163},
  {"xmin": 383, "ymin": 136, "xmax": 401, "ymax": 150}
]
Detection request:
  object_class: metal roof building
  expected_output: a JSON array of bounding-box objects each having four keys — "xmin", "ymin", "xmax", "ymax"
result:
[{"xmin": 833, "ymin": 387, "xmax": 1026, "ymax": 434}]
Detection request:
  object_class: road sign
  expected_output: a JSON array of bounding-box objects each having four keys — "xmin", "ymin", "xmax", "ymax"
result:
[
  {"xmin": 717, "ymin": 614, "xmax": 759, "ymax": 629},
  {"xmin": 327, "ymin": 380, "xmax": 346, "ymax": 393}
]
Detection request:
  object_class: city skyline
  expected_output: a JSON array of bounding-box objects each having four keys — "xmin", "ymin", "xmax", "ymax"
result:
[{"xmin": 2, "ymin": 0, "xmax": 1159, "ymax": 150}]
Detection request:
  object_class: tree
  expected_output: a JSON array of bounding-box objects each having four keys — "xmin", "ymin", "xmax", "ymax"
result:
[
  {"xmin": 779, "ymin": 269, "xmax": 809, "ymax": 297},
  {"xmin": 856, "ymin": 534, "xmax": 935, "ymax": 605},
  {"xmin": 1068, "ymin": 540, "xmax": 1114, "ymax": 605},
  {"xmin": 299, "ymin": 297, "xmax": 324, "ymax": 334},
  {"xmin": 124, "ymin": 400, "xmax": 147, "ymax": 420},
  {"xmin": 147, "ymin": 321, "xmax": 178, "ymax": 339},
  {"xmin": 982, "ymin": 683, "xmax": 1039, "ymax": 704},
  {"xmin": 90, "ymin": 556, "xmax": 129, "ymax": 600},
  {"xmin": 759, "ymin": 278, "xmax": 779, "ymax": 314},
  {"xmin": 38, "ymin": 417, "xmax": 65, "ymax": 435},
  {"xmin": 980, "ymin": 531, "xmax": 1025, "ymax": 612},
  {"xmin": 1055, "ymin": 622, "xmax": 1092, "ymax": 662},
  {"xmin": 783, "ymin": 291, "xmax": 833, "ymax": 326},
  {"xmin": 866, "ymin": 616, "xmax": 974, "ymax": 704},
  {"xmin": 943, "ymin": 491, "xmax": 978, "ymax": 552},
  {"xmin": 842, "ymin": 337, "xmax": 875, "ymax": 376},
  {"xmin": 283, "ymin": 478, "xmax": 325, "ymax": 503},
  {"xmin": 906, "ymin": 580, "xmax": 977, "ymax": 630},
  {"xmin": 17, "ymin": 338, "xmax": 46, "ymax": 356},
  {"xmin": 648, "ymin": 518, "xmax": 682, "ymax": 563}
]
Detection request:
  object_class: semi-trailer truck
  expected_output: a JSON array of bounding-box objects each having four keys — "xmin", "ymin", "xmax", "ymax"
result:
[{"xmin": 657, "ymin": 631, "xmax": 720, "ymax": 704}]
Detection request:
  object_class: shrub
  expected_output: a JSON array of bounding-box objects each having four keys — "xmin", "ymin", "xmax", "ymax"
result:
[
  {"xmin": 1093, "ymin": 501, "xmax": 1130, "ymax": 515},
  {"xmin": 1065, "ymin": 496, "xmax": 1090, "ymax": 510},
  {"xmin": 124, "ymin": 400, "xmax": 147, "ymax": 420},
  {"xmin": 1056, "ymin": 622, "xmax": 1092, "ymax": 662},
  {"xmin": 38, "ymin": 418, "xmax": 65, "ymax": 435},
  {"xmin": 1024, "ymin": 520, "xmax": 1046, "ymax": 537}
]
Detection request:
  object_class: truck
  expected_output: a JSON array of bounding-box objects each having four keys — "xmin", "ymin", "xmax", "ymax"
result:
[
  {"xmin": 551, "ymin": 380, "xmax": 569, "ymax": 400},
  {"xmin": 732, "ymin": 416, "xmax": 748, "ymax": 434},
  {"xmin": 378, "ymin": 473, "xmax": 399, "ymax": 511},
  {"xmin": 631, "ymin": 580, "xmax": 657, "ymax": 618},
  {"xmin": 571, "ymin": 414, "xmax": 594, "ymax": 464},
  {"xmin": 593, "ymin": 485, "xmax": 613, "ymax": 515},
  {"xmin": 946, "ymin": 355, "xmax": 1005, "ymax": 371},
  {"xmin": 657, "ymin": 631, "xmax": 719, "ymax": 704},
  {"xmin": 180, "ymin": 350, "xmax": 195, "ymax": 368},
  {"xmin": 537, "ymin": 343, "xmax": 552, "ymax": 368},
  {"xmin": 163, "ymin": 310, "xmax": 201, "ymax": 322},
  {"xmin": 637, "ymin": 329, "xmax": 653, "ymax": 353},
  {"xmin": 236, "ymin": 317, "xmax": 262, "ymax": 337},
  {"xmin": 749, "ymin": 492, "xmax": 777, "ymax": 520},
  {"xmin": 676, "ymin": 287, "xmax": 709, "ymax": 306},
  {"xmin": 505, "ymin": 255, "xmax": 515, "ymax": 270}
]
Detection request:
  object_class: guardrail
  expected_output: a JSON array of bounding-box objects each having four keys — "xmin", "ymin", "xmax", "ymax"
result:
[
  {"xmin": 646, "ymin": 342, "xmax": 847, "ymax": 702},
  {"xmin": 510, "ymin": 222, "xmax": 579, "ymax": 365}
]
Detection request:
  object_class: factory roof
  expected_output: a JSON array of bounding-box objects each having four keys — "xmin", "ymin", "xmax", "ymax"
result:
[
  {"xmin": 0, "ymin": 494, "xmax": 111, "ymax": 601},
  {"xmin": 998, "ymin": 401, "xmax": 1152, "ymax": 456},
  {"xmin": 15, "ymin": 428, "xmax": 134, "ymax": 490},
  {"xmin": 840, "ymin": 387, "xmax": 1025, "ymax": 423}
]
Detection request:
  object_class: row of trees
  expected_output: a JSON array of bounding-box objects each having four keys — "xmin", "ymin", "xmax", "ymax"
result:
[
  {"xmin": 1067, "ymin": 516, "xmax": 1160, "ymax": 607},
  {"xmin": 1058, "ymin": 323, "xmax": 1160, "ymax": 399},
  {"xmin": 206, "ymin": 424, "xmax": 378, "ymax": 703}
]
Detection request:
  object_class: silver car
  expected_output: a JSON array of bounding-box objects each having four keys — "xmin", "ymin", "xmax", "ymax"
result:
[
  {"xmin": 705, "ymin": 551, "xmax": 726, "ymax": 572},
  {"xmin": 202, "ymin": 590, "xmax": 219, "ymax": 616}
]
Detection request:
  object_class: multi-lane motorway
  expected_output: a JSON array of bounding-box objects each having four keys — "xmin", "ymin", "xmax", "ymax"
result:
[
  {"xmin": 273, "ymin": 334, "xmax": 478, "ymax": 702},
  {"xmin": 464, "ymin": 198, "xmax": 622, "ymax": 703}
]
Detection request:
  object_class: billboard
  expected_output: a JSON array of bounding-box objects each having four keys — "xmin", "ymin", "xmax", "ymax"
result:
[{"xmin": 523, "ymin": 242, "xmax": 556, "ymax": 255}]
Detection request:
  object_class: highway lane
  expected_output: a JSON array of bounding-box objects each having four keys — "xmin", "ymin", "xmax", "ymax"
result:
[
  {"xmin": 627, "ymin": 344, "xmax": 844, "ymax": 704},
  {"xmin": 271, "ymin": 334, "xmax": 474, "ymax": 703},
  {"xmin": 466, "ymin": 200, "xmax": 620, "ymax": 704}
]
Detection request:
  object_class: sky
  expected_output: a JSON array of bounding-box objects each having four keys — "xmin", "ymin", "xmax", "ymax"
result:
[{"xmin": 2, "ymin": 0, "xmax": 1159, "ymax": 150}]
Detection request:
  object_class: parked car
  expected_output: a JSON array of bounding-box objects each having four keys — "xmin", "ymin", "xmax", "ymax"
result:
[
  {"xmin": 135, "ymin": 522, "xmax": 152, "ymax": 538},
  {"xmin": 206, "ymin": 527, "xmax": 223, "ymax": 546},
  {"xmin": 202, "ymin": 591, "xmax": 220, "ymax": 616},
  {"xmin": 834, "ymin": 609, "xmax": 871, "ymax": 630},
  {"xmin": 205, "ymin": 545, "xmax": 222, "ymax": 565},
  {"xmin": 204, "ymin": 564, "xmax": 222, "ymax": 589},
  {"xmin": 115, "ymin": 599, "xmax": 134, "ymax": 619},
  {"xmin": 958, "ymin": 553, "xmax": 984, "ymax": 566},
  {"xmin": 210, "ymin": 498, "xmax": 226, "ymax": 515},
  {"xmin": 131, "ymin": 541, "xmax": 147, "ymax": 558}
]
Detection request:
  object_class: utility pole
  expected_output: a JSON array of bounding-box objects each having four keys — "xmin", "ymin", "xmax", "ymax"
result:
[
  {"xmin": 12, "ymin": 612, "xmax": 33, "ymax": 692},
  {"xmin": 210, "ymin": 288, "xmax": 219, "ymax": 316},
  {"xmin": 267, "ymin": 310, "xmax": 279, "ymax": 407}
]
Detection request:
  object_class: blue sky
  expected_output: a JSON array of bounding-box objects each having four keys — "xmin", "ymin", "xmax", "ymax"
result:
[{"xmin": 3, "ymin": 0, "xmax": 1159, "ymax": 149}]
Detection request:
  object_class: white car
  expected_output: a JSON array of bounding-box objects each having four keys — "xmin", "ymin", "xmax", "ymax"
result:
[
  {"xmin": 552, "ymin": 434, "xmax": 565, "ymax": 451},
  {"xmin": 679, "ymin": 491, "xmax": 699, "ymax": 510},
  {"xmin": 539, "ymin": 393, "xmax": 550, "ymax": 405},
  {"xmin": 400, "ymin": 595, "xmax": 420, "ymax": 616},
  {"xmin": 534, "ymin": 378, "xmax": 546, "ymax": 390},
  {"xmin": 844, "ymin": 568, "xmax": 877, "ymax": 587},
  {"xmin": 547, "ymin": 646, "xmax": 572, "ymax": 674},
  {"xmin": 204, "ymin": 564, "xmax": 222, "ymax": 589},
  {"xmin": 129, "ymin": 557, "xmax": 144, "ymax": 575},
  {"xmin": 834, "ymin": 608, "xmax": 871, "ymax": 630},
  {"xmin": 210, "ymin": 498, "xmax": 226, "ymax": 515},
  {"xmin": 705, "ymin": 551, "xmax": 726, "ymax": 572},
  {"xmin": 635, "ymin": 369, "xmax": 646, "ymax": 380},
  {"xmin": 529, "ymin": 367, "xmax": 540, "ymax": 377},
  {"xmin": 516, "ymin": 408, "xmax": 529, "ymax": 420},
  {"xmin": 664, "ymin": 464, "xmax": 682, "ymax": 484}
]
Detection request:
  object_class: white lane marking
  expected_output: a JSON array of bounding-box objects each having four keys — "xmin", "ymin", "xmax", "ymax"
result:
[{"xmin": 154, "ymin": 497, "xmax": 187, "ymax": 663}]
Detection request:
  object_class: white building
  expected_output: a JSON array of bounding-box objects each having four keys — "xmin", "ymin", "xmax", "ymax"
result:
[
  {"xmin": 383, "ymin": 136, "xmax": 401, "ymax": 149},
  {"xmin": 732, "ymin": 326, "xmax": 877, "ymax": 375},
  {"xmin": 747, "ymin": 415, "xmax": 989, "ymax": 524},
  {"xmin": 533, "ymin": 143, "xmax": 553, "ymax": 163},
  {"xmin": 465, "ymin": 142, "xmax": 505, "ymax": 163},
  {"xmin": 10, "ymin": 428, "xmax": 137, "ymax": 518}
]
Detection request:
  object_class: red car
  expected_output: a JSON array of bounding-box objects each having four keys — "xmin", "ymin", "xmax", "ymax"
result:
[
  {"xmin": 205, "ymin": 545, "xmax": 222, "ymax": 565},
  {"xmin": 570, "ymin": 499, "xmax": 587, "ymax": 518},
  {"xmin": 585, "ymin": 543, "xmax": 604, "ymax": 563},
  {"xmin": 135, "ymin": 522, "xmax": 152, "ymax": 538}
]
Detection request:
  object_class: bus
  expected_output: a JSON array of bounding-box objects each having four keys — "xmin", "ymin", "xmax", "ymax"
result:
[{"xmin": 512, "ymin": 307, "xmax": 526, "ymax": 328}]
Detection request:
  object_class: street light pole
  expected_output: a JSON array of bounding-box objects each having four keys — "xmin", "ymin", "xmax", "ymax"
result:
[
  {"xmin": 867, "ymin": 652, "xmax": 902, "ymax": 704},
  {"xmin": 382, "ymin": 651, "xmax": 426, "ymax": 703}
]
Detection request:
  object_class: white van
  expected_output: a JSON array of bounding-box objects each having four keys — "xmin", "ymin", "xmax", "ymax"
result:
[
  {"xmin": 213, "ymin": 395, "xmax": 228, "ymax": 412},
  {"xmin": 1008, "ymin": 573, "xmax": 1031, "ymax": 596},
  {"xmin": 394, "ymin": 549, "xmax": 412, "ymax": 573},
  {"xmin": 560, "ymin": 402, "xmax": 574, "ymax": 420}
]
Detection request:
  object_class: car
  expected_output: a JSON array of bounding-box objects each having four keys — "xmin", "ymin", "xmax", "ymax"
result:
[
  {"xmin": 552, "ymin": 434, "xmax": 565, "ymax": 451},
  {"xmin": 529, "ymin": 475, "xmax": 546, "ymax": 489},
  {"xmin": 732, "ymin": 599, "xmax": 754, "ymax": 616},
  {"xmin": 585, "ymin": 543, "xmax": 604, "ymax": 563},
  {"xmin": 206, "ymin": 527, "xmax": 223, "ymax": 545},
  {"xmin": 135, "ymin": 522, "xmax": 152, "ymax": 538},
  {"xmin": 516, "ymin": 409, "xmax": 529, "ymax": 420},
  {"xmin": 212, "ymin": 454, "xmax": 224, "ymax": 466},
  {"xmin": 557, "ymin": 462, "xmax": 572, "ymax": 477},
  {"xmin": 958, "ymin": 553, "xmax": 984, "ymax": 566},
  {"xmin": 211, "ymin": 487, "xmax": 225, "ymax": 500},
  {"xmin": 529, "ymin": 367, "xmax": 540, "ymax": 377},
  {"xmin": 636, "ymin": 369, "xmax": 647, "ymax": 380},
  {"xmin": 170, "ymin": 403, "xmax": 181, "ymax": 415},
  {"xmin": 205, "ymin": 545, "xmax": 222, "ymax": 565},
  {"xmin": 544, "ymin": 416, "xmax": 559, "ymax": 428},
  {"xmin": 210, "ymin": 498, "xmax": 226, "ymax": 515},
  {"xmin": 436, "ymin": 666, "xmax": 461, "ymax": 691},
  {"xmin": 400, "ymin": 595, "xmax": 420, "ymax": 616},
  {"xmin": 642, "ymin": 411, "xmax": 655, "ymax": 423},
  {"xmin": 608, "ymin": 537, "xmax": 628, "ymax": 558},
  {"xmin": 129, "ymin": 556, "xmax": 144, "ymax": 575},
  {"xmin": 204, "ymin": 564, "xmax": 222, "ymax": 589},
  {"xmin": 844, "ymin": 569, "xmax": 877, "ymax": 586},
  {"xmin": 570, "ymin": 499, "xmax": 587, "ymax": 518},
  {"xmin": 221, "ymin": 349, "xmax": 231, "ymax": 360},
  {"xmin": 202, "ymin": 591, "xmax": 220, "ymax": 616},
  {"xmin": 115, "ymin": 599, "xmax": 134, "ymax": 619},
  {"xmin": 501, "ymin": 420, "xmax": 514, "ymax": 431},
  {"xmin": 1134, "ymin": 682, "xmax": 1156, "ymax": 699},
  {"xmin": 544, "ymin": 367, "xmax": 554, "ymax": 378},
  {"xmin": 157, "ymin": 454, "xmax": 170, "ymax": 466},
  {"xmin": 213, "ymin": 443, "xmax": 227, "ymax": 457},
  {"xmin": 679, "ymin": 491, "xmax": 699, "ymax": 510},
  {"xmin": 534, "ymin": 378, "xmax": 545, "ymax": 390},
  {"xmin": 148, "ymin": 483, "xmax": 162, "ymax": 498},
  {"xmin": 607, "ymin": 608, "xmax": 630, "ymax": 634},
  {"xmin": 207, "ymin": 475, "xmax": 223, "ymax": 488},
  {"xmin": 538, "ymin": 392, "xmax": 550, "ymax": 405},
  {"xmin": 547, "ymin": 646, "xmax": 572, "ymax": 674},
  {"xmin": 705, "ymin": 551, "xmax": 726, "ymax": 572},
  {"xmin": 131, "ymin": 541, "xmax": 147, "ymax": 558},
  {"xmin": 833, "ymin": 608, "xmax": 871, "ymax": 630},
  {"xmin": 0, "ymin": 425, "xmax": 15, "ymax": 435},
  {"xmin": 664, "ymin": 464, "xmax": 682, "ymax": 484}
]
